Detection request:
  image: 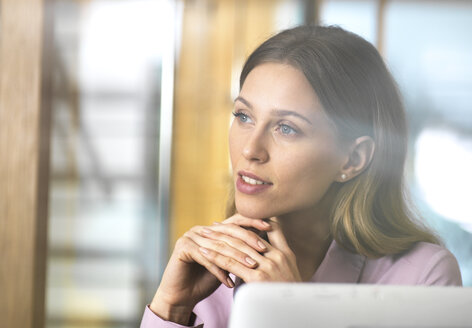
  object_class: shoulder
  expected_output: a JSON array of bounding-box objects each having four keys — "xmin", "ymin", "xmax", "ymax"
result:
[
  {"xmin": 361, "ymin": 242, "xmax": 462, "ymax": 286},
  {"xmin": 406, "ymin": 242, "xmax": 462, "ymax": 285}
]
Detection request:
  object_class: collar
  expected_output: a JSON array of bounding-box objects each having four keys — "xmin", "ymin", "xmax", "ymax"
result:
[
  {"xmin": 233, "ymin": 240, "xmax": 366, "ymax": 297},
  {"xmin": 311, "ymin": 239, "xmax": 366, "ymax": 283}
]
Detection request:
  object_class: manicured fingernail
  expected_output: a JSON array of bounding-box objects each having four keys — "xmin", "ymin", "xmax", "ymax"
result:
[
  {"xmin": 213, "ymin": 221, "xmax": 221, "ymax": 225},
  {"xmin": 257, "ymin": 240, "xmax": 267, "ymax": 250},
  {"xmin": 199, "ymin": 247, "xmax": 209, "ymax": 255},
  {"xmin": 261, "ymin": 220, "xmax": 271, "ymax": 228},
  {"xmin": 202, "ymin": 228, "xmax": 213, "ymax": 235},
  {"xmin": 245, "ymin": 257, "xmax": 256, "ymax": 266},
  {"xmin": 227, "ymin": 277, "xmax": 235, "ymax": 288}
]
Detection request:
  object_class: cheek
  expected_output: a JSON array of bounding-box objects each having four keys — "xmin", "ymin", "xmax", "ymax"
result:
[
  {"xmin": 229, "ymin": 127, "xmax": 240, "ymax": 167},
  {"xmin": 277, "ymin": 145, "xmax": 341, "ymax": 197}
]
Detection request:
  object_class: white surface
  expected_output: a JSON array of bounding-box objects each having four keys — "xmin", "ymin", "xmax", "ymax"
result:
[{"xmin": 229, "ymin": 283, "xmax": 472, "ymax": 328}]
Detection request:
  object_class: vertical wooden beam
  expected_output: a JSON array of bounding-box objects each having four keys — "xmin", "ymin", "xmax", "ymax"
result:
[
  {"xmin": 171, "ymin": 0, "xmax": 278, "ymax": 245},
  {"xmin": 171, "ymin": 0, "xmax": 236, "ymax": 245},
  {"xmin": 0, "ymin": 0, "xmax": 53, "ymax": 327}
]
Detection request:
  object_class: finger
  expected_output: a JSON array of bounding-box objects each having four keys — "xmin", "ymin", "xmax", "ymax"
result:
[
  {"xmin": 222, "ymin": 214, "xmax": 272, "ymax": 231},
  {"xmin": 186, "ymin": 230, "xmax": 260, "ymax": 268},
  {"xmin": 179, "ymin": 235, "xmax": 234, "ymax": 288},
  {"xmin": 200, "ymin": 227, "xmax": 267, "ymax": 262},
  {"xmin": 204, "ymin": 224, "xmax": 268, "ymax": 253},
  {"xmin": 266, "ymin": 217, "xmax": 293, "ymax": 254},
  {"xmin": 199, "ymin": 246, "xmax": 263, "ymax": 282}
]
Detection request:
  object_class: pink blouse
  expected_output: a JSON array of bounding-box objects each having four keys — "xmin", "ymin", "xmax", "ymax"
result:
[{"xmin": 140, "ymin": 241, "xmax": 462, "ymax": 328}]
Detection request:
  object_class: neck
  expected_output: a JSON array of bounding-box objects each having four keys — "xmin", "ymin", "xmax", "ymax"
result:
[{"xmin": 275, "ymin": 188, "xmax": 336, "ymax": 281}]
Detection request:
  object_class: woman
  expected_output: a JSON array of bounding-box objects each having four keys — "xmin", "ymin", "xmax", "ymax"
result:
[{"xmin": 141, "ymin": 25, "xmax": 462, "ymax": 328}]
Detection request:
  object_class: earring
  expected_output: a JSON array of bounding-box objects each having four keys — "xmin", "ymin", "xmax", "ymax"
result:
[{"xmin": 341, "ymin": 173, "xmax": 347, "ymax": 181}]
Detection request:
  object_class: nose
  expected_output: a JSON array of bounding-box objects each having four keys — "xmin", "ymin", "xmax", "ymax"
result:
[{"xmin": 242, "ymin": 127, "xmax": 269, "ymax": 163}]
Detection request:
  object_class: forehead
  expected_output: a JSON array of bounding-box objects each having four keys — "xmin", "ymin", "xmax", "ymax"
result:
[
  {"xmin": 239, "ymin": 63, "xmax": 344, "ymax": 143},
  {"xmin": 239, "ymin": 63, "xmax": 324, "ymax": 117}
]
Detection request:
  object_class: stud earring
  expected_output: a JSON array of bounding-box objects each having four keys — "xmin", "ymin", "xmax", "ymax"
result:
[{"xmin": 341, "ymin": 173, "xmax": 347, "ymax": 180}]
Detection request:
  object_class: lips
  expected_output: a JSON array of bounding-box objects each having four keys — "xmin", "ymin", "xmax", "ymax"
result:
[{"xmin": 236, "ymin": 171, "xmax": 273, "ymax": 195}]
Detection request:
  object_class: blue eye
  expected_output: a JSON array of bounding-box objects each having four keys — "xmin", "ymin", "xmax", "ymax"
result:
[
  {"xmin": 232, "ymin": 111, "xmax": 251, "ymax": 123},
  {"xmin": 278, "ymin": 124, "xmax": 297, "ymax": 136}
]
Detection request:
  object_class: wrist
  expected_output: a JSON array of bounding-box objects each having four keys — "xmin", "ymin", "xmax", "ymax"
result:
[{"xmin": 150, "ymin": 295, "xmax": 195, "ymax": 325}]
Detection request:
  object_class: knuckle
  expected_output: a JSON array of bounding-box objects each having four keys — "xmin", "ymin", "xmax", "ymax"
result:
[
  {"xmin": 210, "ymin": 229, "xmax": 221, "ymax": 237},
  {"xmin": 204, "ymin": 249, "xmax": 216, "ymax": 259},
  {"xmin": 176, "ymin": 236, "xmax": 188, "ymax": 246},
  {"xmin": 253, "ymin": 270, "xmax": 268, "ymax": 281},
  {"xmin": 265, "ymin": 259, "xmax": 276, "ymax": 272},
  {"xmin": 272, "ymin": 250, "xmax": 285, "ymax": 263},
  {"xmin": 213, "ymin": 240, "xmax": 227, "ymax": 251},
  {"xmin": 223, "ymin": 256, "xmax": 236, "ymax": 269},
  {"xmin": 229, "ymin": 237, "xmax": 244, "ymax": 247},
  {"xmin": 175, "ymin": 236, "xmax": 191, "ymax": 251}
]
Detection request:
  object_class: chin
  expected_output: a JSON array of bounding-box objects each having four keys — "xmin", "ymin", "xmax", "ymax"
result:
[
  {"xmin": 235, "ymin": 195, "xmax": 321, "ymax": 220},
  {"xmin": 235, "ymin": 200, "xmax": 281, "ymax": 220}
]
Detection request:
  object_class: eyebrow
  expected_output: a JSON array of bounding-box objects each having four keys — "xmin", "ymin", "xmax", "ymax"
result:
[{"xmin": 234, "ymin": 96, "xmax": 313, "ymax": 125}]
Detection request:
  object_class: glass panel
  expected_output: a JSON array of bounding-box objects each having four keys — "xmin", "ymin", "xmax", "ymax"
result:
[
  {"xmin": 274, "ymin": 0, "xmax": 306, "ymax": 30},
  {"xmin": 319, "ymin": 0, "xmax": 472, "ymax": 286},
  {"xmin": 320, "ymin": 0, "xmax": 378, "ymax": 44},
  {"xmin": 384, "ymin": 0, "xmax": 472, "ymax": 286},
  {"xmin": 47, "ymin": 0, "xmax": 178, "ymax": 326}
]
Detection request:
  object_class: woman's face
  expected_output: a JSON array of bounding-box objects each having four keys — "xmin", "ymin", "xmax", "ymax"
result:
[{"xmin": 229, "ymin": 62, "xmax": 346, "ymax": 219}]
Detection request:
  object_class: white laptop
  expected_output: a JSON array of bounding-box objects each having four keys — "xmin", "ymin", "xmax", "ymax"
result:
[{"xmin": 229, "ymin": 283, "xmax": 472, "ymax": 328}]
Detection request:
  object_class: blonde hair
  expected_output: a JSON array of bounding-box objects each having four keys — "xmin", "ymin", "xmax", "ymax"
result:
[{"xmin": 228, "ymin": 25, "xmax": 439, "ymax": 258}]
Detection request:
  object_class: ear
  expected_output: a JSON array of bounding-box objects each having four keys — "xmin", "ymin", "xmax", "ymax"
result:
[{"xmin": 335, "ymin": 136, "xmax": 375, "ymax": 182}]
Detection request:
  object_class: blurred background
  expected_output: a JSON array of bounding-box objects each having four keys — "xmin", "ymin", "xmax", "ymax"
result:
[{"xmin": 1, "ymin": 0, "xmax": 471, "ymax": 327}]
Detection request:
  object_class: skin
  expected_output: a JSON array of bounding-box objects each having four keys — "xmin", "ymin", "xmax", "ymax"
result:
[
  {"xmin": 230, "ymin": 63, "xmax": 347, "ymax": 220},
  {"xmin": 150, "ymin": 62, "xmax": 375, "ymax": 325}
]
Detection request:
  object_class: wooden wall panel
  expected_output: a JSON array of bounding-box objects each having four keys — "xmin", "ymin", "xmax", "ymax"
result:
[
  {"xmin": 170, "ymin": 0, "xmax": 278, "ymax": 245},
  {"xmin": 0, "ymin": 0, "xmax": 52, "ymax": 327}
]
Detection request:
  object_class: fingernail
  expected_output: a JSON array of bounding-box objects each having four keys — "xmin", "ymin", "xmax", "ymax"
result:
[
  {"xmin": 261, "ymin": 220, "xmax": 271, "ymax": 228},
  {"xmin": 213, "ymin": 221, "xmax": 221, "ymax": 225},
  {"xmin": 245, "ymin": 257, "xmax": 257, "ymax": 266},
  {"xmin": 199, "ymin": 247, "xmax": 209, "ymax": 255},
  {"xmin": 227, "ymin": 277, "xmax": 235, "ymax": 288},
  {"xmin": 257, "ymin": 240, "xmax": 267, "ymax": 250},
  {"xmin": 202, "ymin": 228, "xmax": 213, "ymax": 235}
]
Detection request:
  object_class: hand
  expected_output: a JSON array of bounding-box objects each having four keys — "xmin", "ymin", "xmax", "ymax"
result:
[
  {"xmin": 149, "ymin": 214, "xmax": 271, "ymax": 324},
  {"xmin": 194, "ymin": 217, "xmax": 302, "ymax": 283}
]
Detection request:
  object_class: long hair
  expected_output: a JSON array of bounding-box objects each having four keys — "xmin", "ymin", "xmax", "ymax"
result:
[{"xmin": 228, "ymin": 25, "xmax": 439, "ymax": 258}]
